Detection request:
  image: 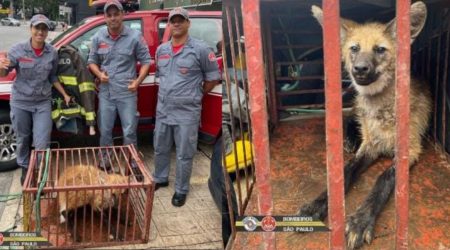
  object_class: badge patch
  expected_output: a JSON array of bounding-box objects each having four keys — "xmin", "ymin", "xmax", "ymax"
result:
[
  {"xmin": 261, "ymin": 216, "xmax": 276, "ymax": 232},
  {"xmin": 179, "ymin": 67, "xmax": 189, "ymax": 74},
  {"xmin": 158, "ymin": 54, "xmax": 171, "ymax": 60},
  {"xmin": 99, "ymin": 42, "xmax": 110, "ymax": 49},
  {"xmin": 18, "ymin": 57, "xmax": 34, "ymax": 63},
  {"xmin": 208, "ymin": 52, "xmax": 216, "ymax": 62}
]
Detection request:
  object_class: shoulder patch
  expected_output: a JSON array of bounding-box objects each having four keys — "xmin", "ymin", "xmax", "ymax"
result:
[{"xmin": 208, "ymin": 52, "xmax": 216, "ymax": 62}]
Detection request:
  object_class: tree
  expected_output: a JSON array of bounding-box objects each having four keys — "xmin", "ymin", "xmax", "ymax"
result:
[{"xmin": 23, "ymin": 0, "xmax": 58, "ymax": 20}]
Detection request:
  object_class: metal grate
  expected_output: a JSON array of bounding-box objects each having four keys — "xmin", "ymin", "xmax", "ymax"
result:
[
  {"xmin": 22, "ymin": 145, "xmax": 154, "ymax": 249},
  {"xmin": 222, "ymin": 0, "xmax": 258, "ymax": 246}
]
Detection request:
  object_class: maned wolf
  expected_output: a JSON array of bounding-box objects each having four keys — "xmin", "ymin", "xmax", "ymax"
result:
[
  {"xmin": 298, "ymin": 2, "xmax": 430, "ymax": 249},
  {"xmin": 57, "ymin": 164, "xmax": 130, "ymax": 241}
]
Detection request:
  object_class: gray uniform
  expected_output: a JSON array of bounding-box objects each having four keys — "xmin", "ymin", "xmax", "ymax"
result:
[
  {"xmin": 153, "ymin": 37, "xmax": 220, "ymax": 194},
  {"xmin": 7, "ymin": 40, "xmax": 58, "ymax": 169},
  {"xmin": 88, "ymin": 26, "xmax": 151, "ymax": 148}
]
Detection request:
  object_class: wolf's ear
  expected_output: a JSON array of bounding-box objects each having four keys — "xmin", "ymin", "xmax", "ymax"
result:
[
  {"xmin": 311, "ymin": 5, "xmax": 357, "ymax": 43},
  {"xmin": 311, "ymin": 5, "xmax": 324, "ymax": 26},
  {"xmin": 385, "ymin": 1, "xmax": 427, "ymax": 43}
]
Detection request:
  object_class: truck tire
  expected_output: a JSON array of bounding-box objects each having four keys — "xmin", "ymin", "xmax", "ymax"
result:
[{"xmin": 0, "ymin": 109, "xmax": 18, "ymax": 172}]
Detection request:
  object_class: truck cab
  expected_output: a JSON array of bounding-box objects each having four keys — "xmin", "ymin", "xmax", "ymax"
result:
[{"xmin": 0, "ymin": 10, "xmax": 222, "ymax": 171}]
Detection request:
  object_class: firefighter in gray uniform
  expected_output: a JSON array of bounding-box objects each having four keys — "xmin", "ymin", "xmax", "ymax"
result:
[
  {"xmin": 88, "ymin": 0, "xmax": 150, "ymax": 160},
  {"xmin": 153, "ymin": 7, "xmax": 220, "ymax": 207},
  {"xmin": 0, "ymin": 14, "xmax": 71, "ymax": 184}
]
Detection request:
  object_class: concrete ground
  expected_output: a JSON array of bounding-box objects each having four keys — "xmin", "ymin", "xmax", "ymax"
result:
[{"xmin": 0, "ymin": 133, "xmax": 223, "ymax": 249}]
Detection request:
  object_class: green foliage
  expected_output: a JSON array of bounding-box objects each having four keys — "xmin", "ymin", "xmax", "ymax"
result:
[
  {"xmin": 22, "ymin": 0, "xmax": 59, "ymax": 20},
  {"xmin": 1, "ymin": 1, "xmax": 11, "ymax": 9}
]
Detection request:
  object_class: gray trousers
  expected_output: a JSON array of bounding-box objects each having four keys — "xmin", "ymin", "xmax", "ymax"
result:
[
  {"xmin": 153, "ymin": 120, "xmax": 199, "ymax": 194},
  {"xmin": 10, "ymin": 104, "xmax": 52, "ymax": 169},
  {"xmin": 98, "ymin": 95, "xmax": 138, "ymax": 147}
]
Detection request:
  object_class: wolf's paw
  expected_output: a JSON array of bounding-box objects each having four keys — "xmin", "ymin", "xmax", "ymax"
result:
[
  {"xmin": 298, "ymin": 199, "xmax": 327, "ymax": 221},
  {"xmin": 344, "ymin": 138, "xmax": 358, "ymax": 154},
  {"xmin": 345, "ymin": 212, "xmax": 375, "ymax": 249}
]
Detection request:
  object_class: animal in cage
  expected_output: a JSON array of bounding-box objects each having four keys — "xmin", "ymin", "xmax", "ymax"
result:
[
  {"xmin": 298, "ymin": 1, "xmax": 431, "ymax": 249},
  {"xmin": 57, "ymin": 164, "xmax": 131, "ymax": 241}
]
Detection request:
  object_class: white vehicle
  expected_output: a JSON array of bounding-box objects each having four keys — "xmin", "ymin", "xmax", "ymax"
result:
[{"xmin": 0, "ymin": 17, "xmax": 21, "ymax": 26}]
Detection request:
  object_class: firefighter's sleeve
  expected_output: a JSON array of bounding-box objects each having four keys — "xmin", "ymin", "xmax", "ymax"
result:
[
  {"xmin": 75, "ymin": 52, "xmax": 96, "ymax": 126},
  {"xmin": 87, "ymin": 35, "xmax": 99, "ymax": 65},
  {"xmin": 136, "ymin": 35, "xmax": 151, "ymax": 65},
  {"xmin": 199, "ymin": 45, "xmax": 221, "ymax": 81}
]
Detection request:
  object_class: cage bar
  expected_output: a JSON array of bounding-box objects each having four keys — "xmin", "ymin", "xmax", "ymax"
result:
[
  {"xmin": 241, "ymin": 0, "xmax": 275, "ymax": 248},
  {"xmin": 395, "ymin": 0, "xmax": 412, "ymax": 249},
  {"xmin": 22, "ymin": 145, "xmax": 154, "ymax": 249},
  {"xmin": 321, "ymin": 0, "xmax": 346, "ymax": 248}
]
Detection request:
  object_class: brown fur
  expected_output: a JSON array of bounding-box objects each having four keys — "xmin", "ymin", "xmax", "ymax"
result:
[
  {"xmin": 331, "ymin": 2, "xmax": 432, "ymax": 162},
  {"xmin": 57, "ymin": 164, "xmax": 129, "ymax": 223},
  {"xmin": 303, "ymin": 2, "xmax": 431, "ymax": 249}
]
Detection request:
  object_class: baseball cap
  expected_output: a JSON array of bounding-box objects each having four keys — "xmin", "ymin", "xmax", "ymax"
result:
[
  {"xmin": 104, "ymin": 0, "xmax": 124, "ymax": 13},
  {"xmin": 30, "ymin": 14, "xmax": 50, "ymax": 29},
  {"xmin": 169, "ymin": 7, "xmax": 189, "ymax": 21}
]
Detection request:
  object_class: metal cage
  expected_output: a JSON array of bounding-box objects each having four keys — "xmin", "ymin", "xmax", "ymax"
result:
[
  {"xmin": 223, "ymin": 0, "xmax": 450, "ymax": 249},
  {"xmin": 22, "ymin": 145, "xmax": 154, "ymax": 249}
]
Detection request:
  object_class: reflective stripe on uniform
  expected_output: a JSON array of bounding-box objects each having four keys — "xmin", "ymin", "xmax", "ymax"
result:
[
  {"xmin": 79, "ymin": 108, "xmax": 95, "ymax": 121},
  {"xmin": 52, "ymin": 106, "xmax": 82, "ymax": 119},
  {"xmin": 85, "ymin": 111, "xmax": 95, "ymax": 121},
  {"xmin": 79, "ymin": 82, "xmax": 95, "ymax": 93},
  {"xmin": 58, "ymin": 75, "xmax": 78, "ymax": 86}
]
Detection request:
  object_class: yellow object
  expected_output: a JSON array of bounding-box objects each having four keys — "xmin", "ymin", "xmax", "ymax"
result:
[
  {"xmin": 226, "ymin": 139, "xmax": 253, "ymax": 173},
  {"xmin": 235, "ymin": 53, "xmax": 246, "ymax": 70}
]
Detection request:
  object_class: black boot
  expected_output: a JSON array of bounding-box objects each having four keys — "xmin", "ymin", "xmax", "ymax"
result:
[{"xmin": 171, "ymin": 193, "xmax": 187, "ymax": 207}]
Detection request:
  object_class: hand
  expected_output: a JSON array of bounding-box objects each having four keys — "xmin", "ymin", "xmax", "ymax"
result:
[
  {"xmin": 128, "ymin": 79, "xmax": 140, "ymax": 92},
  {"xmin": 99, "ymin": 71, "xmax": 109, "ymax": 83},
  {"xmin": 63, "ymin": 95, "xmax": 72, "ymax": 106},
  {"xmin": 0, "ymin": 56, "xmax": 11, "ymax": 70},
  {"xmin": 89, "ymin": 126, "xmax": 96, "ymax": 136}
]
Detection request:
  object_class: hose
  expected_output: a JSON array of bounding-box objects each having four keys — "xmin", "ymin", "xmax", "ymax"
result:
[
  {"xmin": 35, "ymin": 148, "xmax": 51, "ymax": 233},
  {"xmin": 0, "ymin": 193, "xmax": 22, "ymax": 202}
]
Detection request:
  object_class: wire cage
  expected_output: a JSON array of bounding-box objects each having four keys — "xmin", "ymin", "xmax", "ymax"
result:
[{"xmin": 22, "ymin": 145, "xmax": 154, "ymax": 249}]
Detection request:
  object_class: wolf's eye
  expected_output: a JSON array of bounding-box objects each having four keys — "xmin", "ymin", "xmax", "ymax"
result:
[
  {"xmin": 375, "ymin": 46, "xmax": 386, "ymax": 54},
  {"xmin": 350, "ymin": 45, "xmax": 360, "ymax": 53}
]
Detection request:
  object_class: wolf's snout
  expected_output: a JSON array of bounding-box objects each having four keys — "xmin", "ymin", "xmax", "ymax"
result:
[
  {"xmin": 351, "ymin": 61, "xmax": 377, "ymax": 85},
  {"xmin": 352, "ymin": 62, "xmax": 371, "ymax": 75}
]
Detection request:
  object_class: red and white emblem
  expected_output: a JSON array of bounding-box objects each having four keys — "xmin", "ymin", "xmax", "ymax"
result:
[
  {"xmin": 208, "ymin": 52, "xmax": 216, "ymax": 62},
  {"xmin": 18, "ymin": 57, "xmax": 34, "ymax": 63},
  {"xmin": 261, "ymin": 216, "xmax": 276, "ymax": 232},
  {"xmin": 179, "ymin": 67, "xmax": 189, "ymax": 74},
  {"xmin": 158, "ymin": 54, "xmax": 171, "ymax": 60},
  {"xmin": 99, "ymin": 42, "xmax": 110, "ymax": 49}
]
